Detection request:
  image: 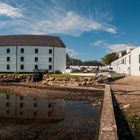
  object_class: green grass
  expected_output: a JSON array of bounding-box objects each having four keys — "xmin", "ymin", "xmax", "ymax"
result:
[
  {"xmin": 0, "ymin": 73, "xmax": 32, "ymax": 76},
  {"xmin": 48, "ymin": 74, "xmax": 79, "ymax": 77}
]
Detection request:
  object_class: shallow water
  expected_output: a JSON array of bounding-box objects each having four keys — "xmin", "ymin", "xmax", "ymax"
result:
[{"xmin": 0, "ymin": 93, "xmax": 101, "ymax": 140}]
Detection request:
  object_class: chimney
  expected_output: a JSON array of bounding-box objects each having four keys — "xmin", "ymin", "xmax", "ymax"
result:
[{"xmin": 119, "ymin": 52, "xmax": 122, "ymax": 58}]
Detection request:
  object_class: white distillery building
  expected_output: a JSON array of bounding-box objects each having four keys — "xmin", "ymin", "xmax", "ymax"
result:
[
  {"xmin": 111, "ymin": 47, "xmax": 140, "ymax": 76},
  {"xmin": 0, "ymin": 35, "xmax": 66, "ymax": 73}
]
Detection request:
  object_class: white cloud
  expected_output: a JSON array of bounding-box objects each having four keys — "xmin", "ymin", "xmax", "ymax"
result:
[
  {"xmin": 92, "ymin": 40, "xmax": 136, "ymax": 52},
  {"xmin": 0, "ymin": 1, "xmax": 117, "ymax": 36},
  {"xmin": 66, "ymin": 48, "xmax": 79, "ymax": 57},
  {"xmin": 38, "ymin": 11, "xmax": 117, "ymax": 36},
  {"xmin": 106, "ymin": 44, "xmax": 135, "ymax": 52},
  {"xmin": 91, "ymin": 40, "xmax": 107, "ymax": 46},
  {"xmin": 0, "ymin": 2, "xmax": 23, "ymax": 18}
]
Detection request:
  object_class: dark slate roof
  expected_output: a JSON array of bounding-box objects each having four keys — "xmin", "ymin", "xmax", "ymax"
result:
[{"xmin": 0, "ymin": 35, "xmax": 65, "ymax": 47}]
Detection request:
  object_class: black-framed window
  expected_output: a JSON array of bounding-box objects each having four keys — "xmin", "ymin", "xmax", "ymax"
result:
[
  {"xmin": 35, "ymin": 57, "xmax": 38, "ymax": 62},
  {"xmin": 35, "ymin": 65, "xmax": 38, "ymax": 69},
  {"xmin": 21, "ymin": 48, "xmax": 24, "ymax": 53},
  {"xmin": 7, "ymin": 48, "xmax": 10, "ymax": 53},
  {"xmin": 20, "ymin": 57, "xmax": 24, "ymax": 62},
  {"xmin": 49, "ymin": 49, "xmax": 52, "ymax": 54},
  {"xmin": 49, "ymin": 65, "xmax": 52, "ymax": 70},
  {"xmin": 35, "ymin": 48, "xmax": 38, "ymax": 53},
  {"xmin": 7, "ymin": 64, "xmax": 10, "ymax": 70},
  {"xmin": 49, "ymin": 57, "xmax": 52, "ymax": 62},
  {"xmin": 7, "ymin": 57, "xmax": 10, "ymax": 62},
  {"xmin": 20, "ymin": 65, "xmax": 24, "ymax": 70}
]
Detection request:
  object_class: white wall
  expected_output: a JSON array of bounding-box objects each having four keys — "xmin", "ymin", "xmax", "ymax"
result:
[
  {"xmin": 54, "ymin": 47, "xmax": 66, "ymax": 73},
  {"xmin": 0, "ymin": 46, "xmax": 16, "ymax": 72},
  {"xmin": 0, "ymin": 46, "xmax": 66, "ymax": 73},
  {"xmin": 130, "ymin": 47, "xmax": 140, "ymax": 76},
  {"xmin": 111, "ymin": 53, "xmax": 130, "ymax": 75}
]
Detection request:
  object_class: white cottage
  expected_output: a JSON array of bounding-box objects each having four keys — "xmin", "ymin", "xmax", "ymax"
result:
[
  {"xmin": 0, "ymin": 35, "xmax": 66, "ymax": 73},
  {"xmin": 111, "ymin": 47, "xmax": 140, "ymax": 76}
]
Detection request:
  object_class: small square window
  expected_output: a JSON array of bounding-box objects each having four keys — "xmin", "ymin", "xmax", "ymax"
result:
[
  {"xmin": 20, "ymin": 96, "xmax": 23, "ymax": 100},
  {"xmin": 49, "ymin": 57, "xmax": 52, "ymax": 62},
  {"xmin": 7, "ymin": 64, "xmax": 10, "ymax": 70},
  {"xmin": 21, "ymin": 48, "xmax": 24, "ymax": 53},
  {"xmin": 33, "ymin": 111, "xmax": 37, "ymax": 117},
  {"xmin": 35, "ymin": 49, "xmax": 38, "ymax": 53},
  {"xmin": 20, "ymin": 111, "xmax": 23, "ymax": 115},
  {"xmin": 49, "ymin": 49, "xmax": 52, "ymax": 54},
  {"xmin": 20, "ymin": 65, "xmax": 24, "ymax": 70},
  {"xmin": 20, "ymin": 57, "xmax": 24, "ymax": 62},
  {"xmin": 48, "ymin": 103, "xmax": 51, "ymax": 108},
  {"xmin": 6, "ymin": 102, "xmax": 9, "ymax": 107},
  {"xmin": 6, "ymin": 110, "xmax": 9, "ymax": 115},
  {"xmin": 20, "ymin": 103, "xmax": 23, "ymax": 108},
  {"xmin": 35, "ymin": 57, "xmax": 38, "ymax": 62},
  {"xmin": 7, "ymin": 57, "xmax": 10, "ymax": 62},
  {"xmin": 7, "ymin": 48, "xmax": 10, "ymax": 53},
  {"xmin": 6, "ymin": 95, "xmax": 9, "ymax": 100},
  {"xmin": 35, "ymin": 65, "xmax": 38, "ymax": 69},
  {"xmin": 49, "ymin": 65, "xmax": 52, "ymax": 70},
  {"xmin": 34, "ymin": 103, "xmax": 37, "ymax": 108}
]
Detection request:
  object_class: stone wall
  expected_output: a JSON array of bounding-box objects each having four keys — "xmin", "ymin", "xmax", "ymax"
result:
[{"xmin": 42, "ymin": 75, "xmax": 98, "ymax": 87}]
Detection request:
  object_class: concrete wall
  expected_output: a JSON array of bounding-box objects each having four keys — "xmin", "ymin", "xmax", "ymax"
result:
[
  {"xmin": 0, "ymin": 46, "xmax": 66, "ymax": 73},
  {"xmin": 98, "ymin": 85, "xmax": 118, "ymax": 140}
]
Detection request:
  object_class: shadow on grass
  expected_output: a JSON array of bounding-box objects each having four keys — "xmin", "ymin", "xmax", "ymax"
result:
[{"xmin": 111, "ymin": 90, "xmax": 134, "ymax": 140}]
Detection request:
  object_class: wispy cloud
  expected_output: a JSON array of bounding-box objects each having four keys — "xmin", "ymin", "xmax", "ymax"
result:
[
  {"xmin": 106, "ymin": 44, "xmax": 135, "ymax": 52},
  {"xmin": 66, "ymin": 48, "xmax": 79, "ymax": 57},
  {"xmin": 92, "ymin": 40, "xmax": 136, "ymax": 52},
  {"xmin": 0, "ymin": 2, "xmax": 23, "ymax": 18},
  {"xmin": 91, "ymin": 40, "xmax": 107, "ymax": 46},
  {"xmin": 0, "ymin": 0, "xmax": 117, "ymax": 36}
]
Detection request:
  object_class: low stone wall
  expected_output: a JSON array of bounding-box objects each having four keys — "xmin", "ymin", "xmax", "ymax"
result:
[
  {"xmin": 0, "ymin": 74, "xmax": 33, "ymax": 82},
  {"xmin": 98, "ymin": 85, "xmax": 118, "ymax": 140},
  {"xmin": 42, "ymin": 75, "xmax": 98, "ymax": 87}
]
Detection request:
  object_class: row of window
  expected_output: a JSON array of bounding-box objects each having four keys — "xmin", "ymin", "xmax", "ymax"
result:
[
  {"xmin": 6, "ymin": 102, "xmax": 52, "ymax": 108},
  {"xmin": 6, "ymin": 48, "xmax": 53, "ymax": 54},
  {"xmin": 6, "ymin": 65, "xmax": 52, "ymax": 70},
  {"xmin": 6, "ymin": 57, "xmax": 52, "ymax": 62}
]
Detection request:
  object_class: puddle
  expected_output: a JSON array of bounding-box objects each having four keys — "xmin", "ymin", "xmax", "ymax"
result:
[{"xmin": 0, "ymin": 93, "xmax": 101, "ymax": 140}]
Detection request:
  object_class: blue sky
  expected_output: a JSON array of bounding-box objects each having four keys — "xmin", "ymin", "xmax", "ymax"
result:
[{"xmin": 0, "ymin": 0, "xmax": 140, "ymax": 60}]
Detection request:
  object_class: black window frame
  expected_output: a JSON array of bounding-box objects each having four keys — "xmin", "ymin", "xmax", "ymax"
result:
[
  {"xmin": 34, "ymin": 65, "xmax": 38, "ymax": 69},
  {"xmin": 20, "ymin": 57, "xmax": 24, "ymax": 62},
  {"xmin": 7, "ymin": 64, "xmax": 10, "ymax": 70},
  {"xmin": 6, "ymin": 48, "xmax": 10, "ymax": 53},
  {"xmin": 49, "ymin": 65, "xmax": 52, "ymax": 70},
  {"xmin": 49, "ymin": 57, "xmax": 52, "ymax": 62},
  {"xmin": 49, "ymin": 49, "xmax": 52, "ymax": 54},
  {"xmin": 20, "ymin": 48, "xmax": 24, "ymax": 53},
  {"xmin": 20, "ymin": 65, "xmax": 24, "ymax": 70},
  {"xmin": 35, "ymin": 57, "xmax": 38, "ymax": 62},
  {"xmin": 7, "ymin": 57, "xmax": 10, "ymax": 62},
  {"xmin": 35, "ymin": 48, "xmax": 38, "ymax": 54}
]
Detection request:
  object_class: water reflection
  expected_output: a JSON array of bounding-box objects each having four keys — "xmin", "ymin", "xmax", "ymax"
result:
[{"xmin": 0, "ymin": 93, "xmax": 65, "ymax": 121}]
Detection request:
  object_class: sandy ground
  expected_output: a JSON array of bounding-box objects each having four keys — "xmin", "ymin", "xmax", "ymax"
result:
[{"xmin": 111, "ymin": 76, "xmax": 140, "ymax": 117}]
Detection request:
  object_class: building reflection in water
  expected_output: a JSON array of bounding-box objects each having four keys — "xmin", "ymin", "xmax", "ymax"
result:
[{"xmin": 0, "ymin": 93, "xmax": 65, "ymax": 121}]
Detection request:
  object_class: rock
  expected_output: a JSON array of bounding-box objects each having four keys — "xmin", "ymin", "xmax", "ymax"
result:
[{"xmin": 123, "ymin": 104, "xmax": 131, "ymax": 109}]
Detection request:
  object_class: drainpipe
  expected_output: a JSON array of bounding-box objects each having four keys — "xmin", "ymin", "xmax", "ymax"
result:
[
  {"xmin": 53, "ymin": 47, "xmax": 55, "ymax": 73},
  {"xmin": 16, "ymin": 45, "xmax": 18, "ymax": 72}
]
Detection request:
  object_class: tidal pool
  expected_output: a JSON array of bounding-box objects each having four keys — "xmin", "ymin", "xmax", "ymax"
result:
[{"xmin": 0, "ymin": 93, "xmax": 101, "ymax": 140}]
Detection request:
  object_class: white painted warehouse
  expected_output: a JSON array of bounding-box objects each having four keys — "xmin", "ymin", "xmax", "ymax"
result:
[
  {"xmin": 111, "ymin": 47, "xmax": 140, "ymax": 76},
  {"xmin": 0, "ymin": 35, "xmax": 66, "ymax": 73}
]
